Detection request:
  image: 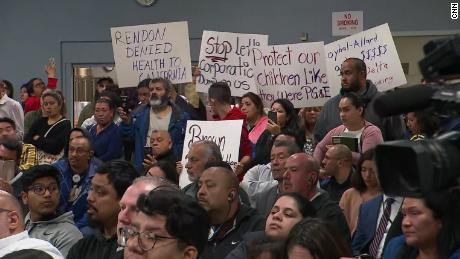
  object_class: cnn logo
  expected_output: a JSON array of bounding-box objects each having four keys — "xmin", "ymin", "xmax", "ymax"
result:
[{"xmin": 452, "ymin": 3, "xmax": 459, "ymax": 19}]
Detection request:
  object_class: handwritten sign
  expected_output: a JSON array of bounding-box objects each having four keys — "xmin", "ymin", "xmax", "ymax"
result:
[
  {"xmin": 251, "ymin": 42, "xmax": 331, "ymax": 108},
  {"xmin": 178, "ymin": 120, "xmax": 243, "ymax": 187},
  {"xmin": 196, "ymin": 31, "xmax": 268, "ymax": 97},
  {"xmin": 332, "ymin": 11, "xmax": 363, "ymax": 36},
  {"xmin": 111, "ymin": 21, "xmax": 192, "ymax": 88},
  {"xmin": 325, "ymin": 23, "xmax": 407, "ymax": 93}
]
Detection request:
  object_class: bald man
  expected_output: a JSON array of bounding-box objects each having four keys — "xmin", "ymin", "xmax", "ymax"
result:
[
  {"xmin": 197, "ymin": 161, "xmax": 265, "ymax": 259},
  {"xmin": 283, "ymin": 153, "xmax": 351, "ymax": 241},
  {"xmin": 0, "ymin": 191, "xmax": 63, "ymax": 258},
  {"xmin": 320, "ymin": 144, "xmax": 354, "ymax": 201}
]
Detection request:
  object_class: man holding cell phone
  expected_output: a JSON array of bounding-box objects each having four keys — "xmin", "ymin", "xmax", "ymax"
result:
[{"xmin": 118, "ymin": 78, "xmax": 189, "ymax": 171}]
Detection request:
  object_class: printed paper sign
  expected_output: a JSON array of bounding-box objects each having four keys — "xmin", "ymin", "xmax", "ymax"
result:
[
  {"xmin": 111, "ymin": 21, "xmax": 192, "ymax": 88},
  {"xmin": 325, "ymin": 23, "xmax": 407, "ymax": 94},
  {"xmin": 332, "ymin": 11, "xmax": 363, "ymax": 36},
  {"xmin": 196, "ymin": 31, "xmax": 268, "ymax": 96},
  {"xmin": 178, "ymin": 120, "xmax": 243, "ymax": 187},
  {"xmin": 252, "ymin": 42, "xmax": 331, "ymax": 108}
]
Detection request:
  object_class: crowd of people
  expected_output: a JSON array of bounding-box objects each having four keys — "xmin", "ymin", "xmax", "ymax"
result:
[{"xmin": 0, "ymin": 57, "xmax": 459, "ymax": 259}]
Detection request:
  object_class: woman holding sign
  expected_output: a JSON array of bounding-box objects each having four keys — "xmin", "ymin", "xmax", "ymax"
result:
[{"xmin": 313, "ymin": 92, "xmax": 383, "ymax": 165}]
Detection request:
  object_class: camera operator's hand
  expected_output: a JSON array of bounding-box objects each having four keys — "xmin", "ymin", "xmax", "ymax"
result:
[{"xmin": 117, "ymin": 107, "xmax": 131, "ymax": 124}]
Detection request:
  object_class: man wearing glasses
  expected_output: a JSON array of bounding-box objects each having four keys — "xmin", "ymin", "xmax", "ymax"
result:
[
  {"xmin": 0, "ymin": 190, "xmax": 63, "ymax": 258},
  {"xmin": 20, "ymin": 164, "xmax": 83, "ymax": 257},
  {"xmin": 122, "ymin": 189, "xmax": 210, "ymax": 259}
]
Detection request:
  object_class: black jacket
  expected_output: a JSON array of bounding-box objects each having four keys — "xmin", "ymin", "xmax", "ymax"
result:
[{"xmin": 201, "ymin": 205, "xmax": 265, "ymax": 259}]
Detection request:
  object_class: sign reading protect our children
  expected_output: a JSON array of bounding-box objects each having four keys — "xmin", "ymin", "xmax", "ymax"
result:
[
  {"xmin": 251, "ymin": 42, "xmax": 331, "ymax": 108},
  {"xmin": 325, "ymin": 23, "xmax": 407, "ymax": 93},
  {"xmin": 178, "ymin": 120, "xmax": 243, "ymax": 188},
  {"xmin": 196, "ymin": 31, "xmax": 268, "ymax": 97},
  {"xmin": 111, "ymin": 21, "xmax": 192, "ymax": 88}
]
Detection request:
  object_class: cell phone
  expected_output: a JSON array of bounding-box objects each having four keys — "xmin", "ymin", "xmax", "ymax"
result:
[
  {"xmin": 48, "ymin": 57, "xmax": 55, "ymax": 66},
  {"xmin": 120, "ymin": 96, "xmax": 129, "ymax": 113},
  {"xmin": 268, "ymin": 111, "xmax": 277, "ymax": 124}
]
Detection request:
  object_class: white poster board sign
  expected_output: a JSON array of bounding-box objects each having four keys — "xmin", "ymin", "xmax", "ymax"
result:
[
  {"xmin": 252, "ymin": 42, "xmax": 331, "ymax": 108},
  {"xmin": 332, "ymin": 11, "xmax": 363, "ymax": 36},
  {"xmin": 111, "ymin": 21, "xmax": 192, "ymax": 88},
  {"xmin": 178, "ymin": 120, "xmax": 243, "ymax": 187},
  {"xmin": 196, "ymin": 31, "xmax": 268, "ymax": 97},
  {"xmin": 325, "ymin": 23, "xmax": 407, "ymax": 93}
]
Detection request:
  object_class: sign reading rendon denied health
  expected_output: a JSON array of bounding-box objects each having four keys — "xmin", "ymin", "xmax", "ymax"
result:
[
  {"xmin": 196, "ymin": 31, "xmax": 268, "ymax": 97},
  {"xmin": 111, "ymin": 21, "xmax": 192, "ymax": 88},
  {"xmin": 252, "ymin": 42, "xmax": 330, "ymax": 108},
  {"xmin": 178, "ymin": 120, "xmax": 243, "ymax": 188},
  {"xmin": 325, "ymin": 23, "xmax": 406, "ymax": 94}
]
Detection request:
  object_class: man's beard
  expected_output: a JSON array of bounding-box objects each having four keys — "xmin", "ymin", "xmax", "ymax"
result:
[
  {"xmin": 88, "ymin": 217, "xmax": 104, "ymax": 230},
  {"xmin": 342, "ymin": 80, "xmax": 361, "ymax": 93},
  {"xmin": 150, "ymin": 95, "xmax": 168, "ymax": 109}
]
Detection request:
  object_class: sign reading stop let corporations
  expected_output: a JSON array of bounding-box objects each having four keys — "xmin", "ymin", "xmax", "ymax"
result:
[
  {"xmin": 196, "ymin": 31, "xmax": 268, "ymax": 97},
  {"xmin": 111, "ymin": 21, "xmax": 192, "ymax": 88}
]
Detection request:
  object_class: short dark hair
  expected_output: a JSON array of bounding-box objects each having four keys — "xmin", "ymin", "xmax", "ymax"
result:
[
  {"xmin": 1, "ymin": 80, "xmax": 14, "ymax": 98},
  {"xmin": 341, "ymin": 92, "xmax": 367, "ymax": 117},
  {"xmin": 286, "ymin": 217, "xmax": 351, "ymax": 258},
  {"xmin": 95, "ymin": 97, "xmax": 116, "ymax": 111},
  {"xmin": 99, "ymin": 90, "xmax": 121, "ymax": 108},
  {"xmin": 208, "ymin": 82, "xmax": 231, "ymax": 104},
  {"xmin": 21, "ymin": 165, "xmax": 60, "ymax": 192},
  {"xmin": 137, "ymin": 78, "xmax": 151, "ymax": 89},
  {"xmin": 96, "ymin": 77, "xmax": 114, "ymax": 86},
  {"xmin": 1, "ymin": 249, "xmax": 53, "ymax": 259},
  {"xmin": 64, "ymin": 128, "xmax": 93, "ymax": 158},
  {"xmin": 204, "ymin": 160, "xmax": 233, "ymax": 171},
  {"xmin": 241, "ymin": 92, "xmax": 265, "ymax": 116},
  {"xmin": 95, "ymin": 160, "xmax": 139, "ymax": 198},
  {"xmin": 148, "ymin": 160, "xmax": 179, "ymax": 184},
  {"xmin": 137, "ymin": 190, "xmax": 210, "ymax": 254},
  {"xmin": 276, "ymin": 193, "xmax": 316, "ymax": 218},
  {"xmin": 247, "ymin": 237, "xmax": 285, "ymax": 259},
  {"xmin": 351, "ymin": 148, "xmax": 375, "ymax": 192},
  {"xmin": 0, "ymin": 139, "xmax": 21, "ymax": 160},
  {"xmin": 344, "ymin": 57, "xmax": 367, "ymax": 76},
  {"xmin": 272, "ymin": 140, "xmax": 301, "ymax": 156},
  {"xmin": 0, "ymin": 117, "xmax": 16, "ymax": 130}
]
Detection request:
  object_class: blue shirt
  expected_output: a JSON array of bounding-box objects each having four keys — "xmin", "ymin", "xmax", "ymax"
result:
[{"xmin": 88, "ymin": 122, "xmax": 122, "ymax": 162}]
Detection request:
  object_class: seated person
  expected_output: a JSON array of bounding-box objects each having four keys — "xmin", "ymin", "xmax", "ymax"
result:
[
  {"xmin": 122, "ymin": 189, "xmax": 210, "ymax": 259},
  {"xmin": 21, "ymin": 165, "xmax": 83, "ymax": 257},
  {"xmin": 198, "ymin": 161, "xmax": 265, "ymax": 259},
  {"xmin": 0, "ymin": 190, "xmax": 63, "ymax": 258},
  {"xmin": 143, "ymin": 130, "xmax": 177, "ymax": 170},
  {"xmin": 226, "ymin": 192, "xmax": 315, "ymax": 259},
  {"xmin": 146, "ymin": 160, "xmax": 179, "ymax": 185}
]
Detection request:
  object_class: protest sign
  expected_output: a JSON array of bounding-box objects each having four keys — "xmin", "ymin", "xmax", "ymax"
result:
[
  {"xmin": 111, "ymin": 21, "xmax": 192, "ymax": 88},
  {"xmin": 252, "ymin": 42, "xmax": 331, "ymax": 108},
  {"xmin": 178, "ymin": 120, "xmax": 243, "ymax": 187},
  {"xmin": 196, "ymin": 31, "xmax": 268, "ymax": 97},
  {"xmin": 325, "ymin": 23, "xmax": 407, "ymax": 94},
  {"xmin": 332, "ymin": 11, "xmax": 363, "ymax": 36}
]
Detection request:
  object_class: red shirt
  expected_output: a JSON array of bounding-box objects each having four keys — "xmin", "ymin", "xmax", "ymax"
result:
[{"xmin": 24, "ymin": 77, "xmax": 58, "ymax": 113}]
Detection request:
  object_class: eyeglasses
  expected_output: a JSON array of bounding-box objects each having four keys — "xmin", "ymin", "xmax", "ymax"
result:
[
  {"xmin": 28, "ymin": 183, "xmax": 59, "ymax": 195},
  {"xmin": 120, "ymin": 227, "xmax": 175, "ymax": 251}
]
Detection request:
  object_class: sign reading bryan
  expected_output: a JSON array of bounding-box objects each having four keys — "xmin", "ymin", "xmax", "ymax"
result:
[
  {"xmin": 181, "ymin": 120, "xmax": 243, "ymax": 168},
  {"xmin": 325, "ymin": 23, "xmax": 406, "ymax": 93},
  {"xmin": 252, "ymin": 42, "xmax": 330, "ymax": 108},
  {"xmin": 111, "ymin": 21, "xmax": 192, "ymax": 88},
  {"xmin": 196, "ymin": 31, "xmax": 268, "ymax": 97}
]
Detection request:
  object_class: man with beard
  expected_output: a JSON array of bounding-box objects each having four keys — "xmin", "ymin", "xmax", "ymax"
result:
[
  {"xmin": 67, "ymin": 160, "xmax": 138, "ymax": 259},
  {"xmin": 119, "ymin": 78, "xmax": 189, "ymax": 170},
  {"xmin": 314, "ymin": 58, "xmax": 405, "ymax": 142}
]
